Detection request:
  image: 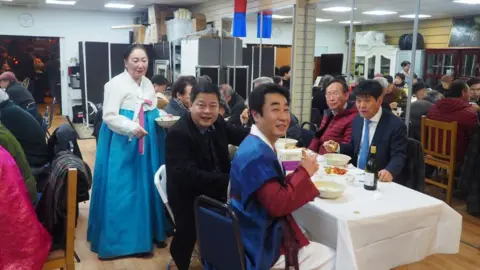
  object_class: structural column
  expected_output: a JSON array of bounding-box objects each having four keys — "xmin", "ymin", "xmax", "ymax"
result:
[{"xmin": 290, "ymin": 0, "xmax": 317, "ymax": 123}]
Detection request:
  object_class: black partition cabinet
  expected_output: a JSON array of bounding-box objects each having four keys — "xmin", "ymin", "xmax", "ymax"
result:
[
  {"xmin": 242, "ymin": 47, "xmax": 275, "ymax": 91},
  {"xmin": 227, "ymin": 66, "xmax": 249, "ymax": 100},
  {"xmin": 79, "ymin": 41, "xmax": 109, "ymax": 124}
]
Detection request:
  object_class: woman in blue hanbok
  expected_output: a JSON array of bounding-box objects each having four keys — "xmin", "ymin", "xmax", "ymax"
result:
[{"xmin": 87, "ymin": 44, "xmax": 168, "ymax": 259}]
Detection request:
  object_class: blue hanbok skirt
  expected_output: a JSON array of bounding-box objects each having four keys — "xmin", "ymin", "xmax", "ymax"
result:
[{"xmin": 87, "ymin": 108, "xmax": 168, "ymax": 258}]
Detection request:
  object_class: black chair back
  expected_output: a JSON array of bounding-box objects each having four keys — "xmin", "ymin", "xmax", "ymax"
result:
[
  {"xmin": 399, "ymin": 138, "xmax": 425, "ymax": 192},
  {"xmin": 195, "ymin": 195, "xmax": 246, "ymax": 270}
]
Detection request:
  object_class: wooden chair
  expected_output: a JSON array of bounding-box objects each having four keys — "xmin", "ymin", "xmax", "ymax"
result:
[
  {"xmin": 420, "ymin": 116, "xmax": 458, "ymax": 205},
  {"xmin": 43, "ymin": 169, "xmax": 78, "ymax": 270}
]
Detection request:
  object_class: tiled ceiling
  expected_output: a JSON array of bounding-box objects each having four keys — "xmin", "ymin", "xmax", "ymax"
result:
[{"xmin": 0, "ymin": 0, "xmax": 209, "ymax": 12}]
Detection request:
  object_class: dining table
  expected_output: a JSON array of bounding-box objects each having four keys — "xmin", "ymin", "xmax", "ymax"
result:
[{"xmin": 289, "ymin": 158, "xmax": 463, "ymax": 270}]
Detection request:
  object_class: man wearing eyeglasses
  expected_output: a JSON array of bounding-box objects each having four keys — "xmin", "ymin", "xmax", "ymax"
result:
[{"xmin": 309, "ymin": 79, "xmax": 357, "ymax": 154}]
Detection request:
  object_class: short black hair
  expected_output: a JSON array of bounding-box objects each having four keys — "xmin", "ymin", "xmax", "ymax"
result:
[
  {"xmin": 191, "ymin": 82, "xmax": 221, "ymax": 103},
  {"xmin": 151, "ymin": 75, "xmax": 169, "ymax": 86},
  {"xmin": 278, "ymin": 66, "xmax": 291, "ymax": 77},
  {"xmin": 413, "ymin": 82, "xmax": 426, "ymax": 95},
  {"xmin": 384, "ymin": 75, "xmax": 393, "ymax": 84},
  {"xmin": 445, "ymin": 80, "xmax": 468, "ymax": 98},
  {"xmin": 123, "ymin": 44, "xmax": 147, "ymax": 60},
  {"xmin": 272, "ymin": 75, "xmax": 283, "ymax": 85},
  {"xmin": 395, "ymin": 73, "xmax": 406, "ymax": 82},
  {"xmin": 353, "ymin": 80, "xmax": 384, "ymax": 100},
  {"xmin": 467, "ymin": 77, "xmax": 480, "ymax": 87},
  {"xmin": 172, "ymin": 76, "xmax": 195, "ymax": 98},
  {"xmin": 249, "ymin": 83, "xmax": 290, "ymax": 116},
  {"xmin": 401, "ymin": 61, "xmax": 411, "ymax": 68},
  {"xmin": 326, "ymin": 79, "xmax": 349, "ymax": 93}
]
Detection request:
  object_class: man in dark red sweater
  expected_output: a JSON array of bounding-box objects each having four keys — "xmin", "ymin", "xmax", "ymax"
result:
[
  {"xmin": 427, "ymin": 80, "xmax": 478, "ymax": 162},
  {"xmin": 309, "ymin": 79, "xmax": 358, "ymax": 154}
]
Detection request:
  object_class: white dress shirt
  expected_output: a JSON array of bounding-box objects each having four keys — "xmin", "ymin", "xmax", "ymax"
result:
[
  {"xmin": 250, "ymin": 124, "xmax": 274, "ymax": 151},
  {"xmin": 357, "ymin": 108, "xmax": 383, "ymax": 165}
]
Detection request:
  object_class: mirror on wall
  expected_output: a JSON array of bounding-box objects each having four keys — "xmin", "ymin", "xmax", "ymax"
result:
[{"xmin": 418, "ymin": 0, "xmax": 480, "ymax": 90}]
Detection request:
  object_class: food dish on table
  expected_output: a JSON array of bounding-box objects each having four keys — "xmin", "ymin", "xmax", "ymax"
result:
[
  {"xmin": 323, "ymin": 153, "xmax": 351, "ymax": 167},
  {"xmin": 314, "ymin": 181, "xmax": 345, "ymax": 199},
  {"xmin": 275, "ymin": 138, "xmax": 298, "ymax": 149},
  {"xmin": 324, "ymin": 166, "xmax": 348, "ymax": 175}
]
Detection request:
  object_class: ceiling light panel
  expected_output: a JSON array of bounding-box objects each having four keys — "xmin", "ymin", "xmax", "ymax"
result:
[
  {"xmin": 363, "ymin": 10, "xmax": 398, "ymax": 16},
  {"xmin": 339, "ymin": 21, "xmax": 361, "ymax": 24},
  {"xmin": 46, "ymin": 0, "xmax": 76, "ymax": 5},
  {"xmin": 453, "ymin": 0, "xmax": 480, "ymax": 4},
  {"xmin": 322, "ymin": 6, "xmax": 354, "ymax": 12},
  {"xmin": 316, "ymin": 18, "xmax": 333, "ymax": 22},
  {"xmin": 399, "ymin": 14, "xmax": 432, "ymax": 18},
  {"xmin": 105, "ymin": 3, "xmax": 135, "ymax": 9}
]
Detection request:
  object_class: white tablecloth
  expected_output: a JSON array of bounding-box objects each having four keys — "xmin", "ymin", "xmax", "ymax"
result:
[{"xmin": 293, "ymin": 179, "xmax": 462, "ymax": 270}]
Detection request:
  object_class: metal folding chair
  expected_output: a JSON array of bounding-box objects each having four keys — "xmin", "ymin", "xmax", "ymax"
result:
[{"xmin": 154, "ymin": 165, "xmax": 200, "ymax": 269}]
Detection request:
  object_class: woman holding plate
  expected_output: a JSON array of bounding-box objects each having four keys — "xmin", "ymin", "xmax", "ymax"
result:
[{"xmin": 87, "ymin": 44, "xmax": 168, "ymax": 259}]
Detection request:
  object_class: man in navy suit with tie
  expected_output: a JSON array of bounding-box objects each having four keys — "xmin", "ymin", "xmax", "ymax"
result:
[{"xmin": 324, "ymin": 80, "xmax": 407, "ymax": 182}]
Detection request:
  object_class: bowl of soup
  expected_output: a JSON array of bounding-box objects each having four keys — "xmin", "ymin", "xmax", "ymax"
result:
[
  {"xmin": 314, "ymin": 181, "xmax": 346, "ymax": 199},
  {"xmin": 275, "ymin": 138, "xmax": 298, "ymax": 150},
  {"xmin": 323, "ymin": 153, "xmax": 351, "ymax": 167}
]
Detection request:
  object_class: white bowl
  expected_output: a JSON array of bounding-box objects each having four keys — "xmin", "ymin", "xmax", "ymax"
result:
[
  {"xmin": 323, "ymin": 153, "xmax": 351, "ymax": 167},
  {"xmin": 314, "ymin": 181, "xmax": 346, "ymax": 199},
  {"xmin": 155, "ymin": 116, "xmax": 180, "ymax": 128},
  {"xmin": 275, "ymin": 138, "xmax": 298, "ymax": 149}
]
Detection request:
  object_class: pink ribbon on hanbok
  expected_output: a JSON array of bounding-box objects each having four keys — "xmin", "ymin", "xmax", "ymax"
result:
[{"xmin": 138, "ymin": 99, "xmax": 153, "ymax": 155}]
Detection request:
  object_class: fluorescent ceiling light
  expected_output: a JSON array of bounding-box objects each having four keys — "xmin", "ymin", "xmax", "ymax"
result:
[
  {"xmin": 400, "ymin": 14, "xmax": 432, "ymax": 18},
  {"xmin": 316, "ymin": 18, "xmax": 333, "ymax": 22},
  {"xmin": 322, "ymin": 6, "xmax": 354, "ymax": 12},
  {"xmin": 272, "ymin": 15, "xmax": 292, "ymax": 19},
  {"xmin": 1, "ymin": 0, "xmax": 13, "ymax": 2},
  {"xmin": 453, "ymin": 0, "xmax": 480, "ymax": 4},
  {"xmin": 363, "ymin": 10, "xmax": 398, "ymax": 15},
  {"xmin": 46, "ymin": 0, "xmax": 76, "ymax": 5},
  {"xmin": 339, "ymin": 21, "xmax": 361, "ymax": 24},
  {"xmin": 105, "ymin": 3, "xmax": 135, "ymax": 9}
]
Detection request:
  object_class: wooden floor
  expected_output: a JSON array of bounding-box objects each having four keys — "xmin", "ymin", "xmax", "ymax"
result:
[{"xmin": 49, "ymin": 116, "xmax": 480, "ymax": 270}]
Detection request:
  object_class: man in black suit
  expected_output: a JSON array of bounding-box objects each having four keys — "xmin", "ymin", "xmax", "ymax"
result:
[
  {"xmin": 324, "ymin": 80, "xmax": 407, "ymax": 182},
  {"xmin": 165, "ymin": 83, "xmax": 249, "ymax": 270}
]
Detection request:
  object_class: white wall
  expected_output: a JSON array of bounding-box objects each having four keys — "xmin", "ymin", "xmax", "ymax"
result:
[{"xmin": 0, "ymin": 7, "xmax": 136, "ymax": 61}]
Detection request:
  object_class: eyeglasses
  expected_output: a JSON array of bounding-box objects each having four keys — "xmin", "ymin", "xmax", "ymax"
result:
[{"xmin": 326, "ymin": 92, "xmax": 342, "ymax": 98}]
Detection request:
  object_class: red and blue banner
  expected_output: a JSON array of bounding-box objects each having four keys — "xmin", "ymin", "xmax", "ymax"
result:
[
  {"xmin": 232, "ymin": 0, "xmax": 247, "ymax": 37},
  {"xmin": 257, "ymin": 10, "xmax": 273, "ymax": 39}
]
